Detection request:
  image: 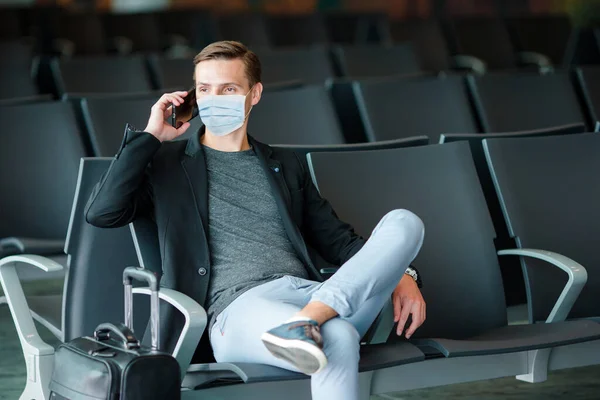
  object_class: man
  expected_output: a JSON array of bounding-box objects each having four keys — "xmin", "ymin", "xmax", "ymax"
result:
[{"xmin": 85, "ymin": 41, "xmax": 425, "ymax": 400}]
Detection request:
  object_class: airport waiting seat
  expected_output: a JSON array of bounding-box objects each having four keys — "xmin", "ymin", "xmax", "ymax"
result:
[
  {"xmin": 446, "ymin": 15, "xmax": 553, "ymax": 73},
  {"xmin": 249, "ymin": 84, "xmax": 346, "ymax": 145},
  {"xmin": 0, "ymin": 158, "xmax": 142, "ymax": 399},
  {"xmin": 103, "ymin": 12, "xmax": 164, "ymax": 53},
  {"xmin": 507, "ymin": 14, "xmax": 572, "ymax": 67},
  {"xmin": 389, "ymin": 18, "xmax": 452, "ymax": 73},
  {"xmin": 308, "ymin": 140, "xmax": 600, "ymax": 383},
  {"xmin": 446, "ymin": 16, "xmax": 518, "ymax": 71},
  {"xmin": 0, "ymin": 40, "xmax": 40, "ymax": 100},
  {"xmin": 50, "ymin": 55, "xmax": 154, "ymax": 98},
  {"xmin": 266, "ymin": 14, "xmax": 329, "ymax": 47},
  {"xmin": 484, "ymin": 133, "xmax": 600, "ymax": 379},
  {"xmin": 469, "ymin": 71, "xmax": 587, "ymax": 132},
  {"xmin": 324, "ymin": 12, "xmax": 391, "ymax": 45},
  {"xmin": 0, "ymin": 101, "xmax": 86, "ymax": 260},
  {"xmin": 254, "ymin": 47, "xmax": 335, "ymax": 86},
  {"xmin": 354, "ymin": 74, "xmax": 478, "ymax": 142},
  {"xmin": 440, "ymin": 124, "xmax": 586, "ymax": 306},
  {"xmin": 332, "ymin": 44, "xmax": 421, "ymax": 79},
  {"xmin": 217, "ymin": 13, "xmax": 271, "ymax": 48}
]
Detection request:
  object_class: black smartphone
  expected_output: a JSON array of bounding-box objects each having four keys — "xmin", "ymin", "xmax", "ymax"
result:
[{"xmin": 170, "ymin": 88, "xmax": 198, "ymax": 128}]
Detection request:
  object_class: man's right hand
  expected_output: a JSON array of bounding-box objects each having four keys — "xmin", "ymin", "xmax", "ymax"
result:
[{"xmin": 144, "ymin": 91, "xmax": 192, "ymax": 142}]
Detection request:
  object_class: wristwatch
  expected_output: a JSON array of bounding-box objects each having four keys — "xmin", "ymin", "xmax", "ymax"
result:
[{"xmin": 404, "ymin": 265, "xmax": 422, "ymax": 288}]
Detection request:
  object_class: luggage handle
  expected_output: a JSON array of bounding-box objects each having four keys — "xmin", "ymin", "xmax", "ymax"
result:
[
  {"xmin": 94, "ymin": 323, "xmax": 140, "ymax": 350},
  {"xmin": 123, "ymin": 267, "xmax": 160, "ymax": 350}
]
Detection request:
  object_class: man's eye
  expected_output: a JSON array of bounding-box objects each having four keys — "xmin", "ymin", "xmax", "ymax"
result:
[
  {"xmin": 199, "ymin": 88, "xmax": 208, "ymax": 93},
  {"xmin": 225, "ymin": 87, "xmax": 235, "ymax": 92}
]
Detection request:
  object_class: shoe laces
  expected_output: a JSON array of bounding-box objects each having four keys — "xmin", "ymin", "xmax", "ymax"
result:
[{"xmin": 288, "ymin": 321, "xmax": 324, "ymax": 349}]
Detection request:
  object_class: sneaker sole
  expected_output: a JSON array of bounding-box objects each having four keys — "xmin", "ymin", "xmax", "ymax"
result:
[{"xmin": 261, "ymin": 332, "xmax": 328, "ymax": 375}]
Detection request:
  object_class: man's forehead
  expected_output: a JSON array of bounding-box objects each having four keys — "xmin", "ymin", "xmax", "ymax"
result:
[{"xmin": 194, "ymin": 58, "xmax": 248, "ymax": 85}]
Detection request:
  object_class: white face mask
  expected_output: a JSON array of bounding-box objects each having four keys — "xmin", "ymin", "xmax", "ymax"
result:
[{"xmin": 196, "ymin": 88, "xmax": 253, "ymax": 137}]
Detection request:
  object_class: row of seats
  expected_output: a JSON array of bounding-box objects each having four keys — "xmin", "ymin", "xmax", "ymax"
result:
[
  {"xmin": 2, "ymin": 131, "xmax": 599, "ymax": 399},
  {"xmin": 2, "ymin": 6, "xmax": 597, "ymax": 72},
  {"xmin": 5, "ymin": 67, "xmax": 599, "ymax": 145},
  {"xmin": 0, "ymin": 92, "xmax": 593, "ymax": 307}
]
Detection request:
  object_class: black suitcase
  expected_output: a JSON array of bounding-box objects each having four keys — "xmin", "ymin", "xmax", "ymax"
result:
[{"xmin": 49, "ymin": 267, "xmax": 181, "ymax": 400}]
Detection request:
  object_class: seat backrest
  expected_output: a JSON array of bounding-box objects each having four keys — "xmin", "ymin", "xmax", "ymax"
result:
[
  {"xmin": 217, "ymin": 13, "xmax": 271, "ymax": 47},
  {"xmin": 0, "ymin": 40, "xmax": 38, "ymax": 100},
  {"xmin": 0, "ymin": 7, "xmax": 24, "ymax": 39},
  {"xmin": 469, "ymin": 71, "xmax": 587, "ymax": 132},
  {"xmin": 0, "ymin": 63, "xmax": 38, "ymax": 100},
  {"xmin": 51, "ymin": 56, "xmax": 154, "ymax": 97},
  {"xmin": 103, "ymin": 12, "xmax": 163, "ymax": 53},
  {"xmin": 484, "ymin": 133, "xmax": 600, "ymax": 322},
  {"xmin": 575, "ymin": 66, "xmax": 600, "ymax": 128},
  {"xmin": 266, "ymin": 14, "xmax": 329, "ymax": 47},
  {"xmin": 333, "ymin": 44, "xmax": 421, "ymax": 79},
  {"xmin": 159, "ymin": 9, "xmax": 218, "ymax": 50},
  {"xmin": 390, "ymin": 18, "xmax": 451, "ymax": 72},
  {"xmin": 0, "ymin": 101, "xmax": 88, "ymax": 240},
  {"xmin": 81, "ymin": 92, "xmax": 202, "ymax": 156},
  {"xmin": 62, "ymin": 158, "xmax": 142, "ymax": 340},
  {"xmin": 448, "ymin": 16, "xmax": 517, "ymax": 69},
  {"xmin": 354, "ymin": 74, "xmax": 478, "ymax": 142},
  {"xmin": 324, "ymin": 12, "xmax": 391, "ymax": 45},
  {"xmin": 255, "ymin": 47, "xmax": 335, "ymax": 85},
  {"xmin": 58, "ymin": 12, "xmax": 107, "ymax": 55},
  {"xmin": 308, "ymin": 142, "xmax": 507, "ymax": 339},
  {"xmin": 249, "ymin": 84, "xmax": 345, "ymax": 145},
  {"xmin": 507, "ymin": 15, "xmax": 572, "ymax": 66},
  {"xmin": 440, "ymin": 123, "xmax": 586, "ymax": 244},
  {"xmin": 149, "ymin": 56, "xmax": 194, "ymax": 91}
]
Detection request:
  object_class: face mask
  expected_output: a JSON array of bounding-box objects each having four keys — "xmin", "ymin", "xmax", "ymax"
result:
[{"xmin": 196, "ymin": 88, "xmax": 253, "ymax": 137}]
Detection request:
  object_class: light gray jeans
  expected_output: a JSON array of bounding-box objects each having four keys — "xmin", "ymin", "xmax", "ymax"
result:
[{"xmin": 210, "ymin": 209, "xmax": 425, "ymax": 400}]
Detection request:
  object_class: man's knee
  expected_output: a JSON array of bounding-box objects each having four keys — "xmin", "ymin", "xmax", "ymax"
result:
[
  {"xmin": 321, "ymin": 319, "xmax": 360, "ymax": 362},
  {"xmin": 381, "ymin": 209, "xmax": 424, "ymax": 239}
]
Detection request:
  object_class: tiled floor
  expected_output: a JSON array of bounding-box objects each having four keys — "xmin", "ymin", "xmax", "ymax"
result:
[{"xmin": 1, "ymin": 282, "xmax": 599, "ymax": 399}]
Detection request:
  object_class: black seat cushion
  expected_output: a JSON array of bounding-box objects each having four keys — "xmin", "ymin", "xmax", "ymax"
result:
[
  {"xmin": 415, "ymin": 320, "xmax": 600, "ymax": 357},
  {"xmin": 182, "ymin": 341, "xmax": 424, "ymax": 390}
]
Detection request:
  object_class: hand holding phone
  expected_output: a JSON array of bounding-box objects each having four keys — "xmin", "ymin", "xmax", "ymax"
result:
[
  {"xmin": 170, "ymin": 88, "xmax": 198, "ymax": 129},
  {"xmin": 144, "ymin": 91, "xmax": 192, "ymax": 142}
]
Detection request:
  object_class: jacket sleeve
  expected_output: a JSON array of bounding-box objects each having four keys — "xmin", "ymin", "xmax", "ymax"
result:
[
  {"xmin": 85, "ymin": 127, "xmax": 162, "ymax": 228},
  {"xmin": 296, "ymin": 153, "xmax": 367, "ymax": 266}
]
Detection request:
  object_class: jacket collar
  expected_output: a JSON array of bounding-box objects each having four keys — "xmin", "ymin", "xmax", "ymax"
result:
[{"xmin": 184, "ymin": 126, "xmax": 274, "ymax": 160}]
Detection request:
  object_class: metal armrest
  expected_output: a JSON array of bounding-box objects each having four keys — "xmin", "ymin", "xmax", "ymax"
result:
[
  {"xmin": 133, "ymin": 287, "xmax": 206, "ymax": 379},
  {"xmin": 0, "ymin": 237, "xmax": 65, "ymax": 257},
  {"xmin": 498, "ymin": 249, "xmax": 587, "ymax": 322},
  {"xmin": 0, "ymin": 255, "xmax": 64, "ymax": 400},
  {"xmin": 451, "ymin": 55, "xmax": 487, "ymax": 75},
  {"xmin": 516, "ymin": 52, "xmax": 554, "ymax": 74}
]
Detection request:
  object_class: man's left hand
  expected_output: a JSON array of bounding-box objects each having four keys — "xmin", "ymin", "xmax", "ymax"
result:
[{"xmin": 392, "ymin": 274, "xmax": 426, "ymax": 339}]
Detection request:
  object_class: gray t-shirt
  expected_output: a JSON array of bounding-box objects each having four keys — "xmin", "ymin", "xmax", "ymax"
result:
[{"xmin": 203, "ymin": 145, "xmax": 309, "ymax": 331}]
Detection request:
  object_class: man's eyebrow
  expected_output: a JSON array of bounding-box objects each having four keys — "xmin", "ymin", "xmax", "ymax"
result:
[{"xmin": 196, "ymin": 82, "xmax": 243, "ymax": 87}]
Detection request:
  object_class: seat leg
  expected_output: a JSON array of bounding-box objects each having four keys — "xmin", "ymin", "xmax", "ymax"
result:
[
  {"xmin": 516, "ymin": 348, "xmax": 551, "ymax": 383},
  {"xmin": 358, "ymin": 370, "xmax": 374, "ymax": 400},
  {"xmin": 0, "ymin": 259, "xmax": 59, "ymax": 400},
  {"xmin": 20, "ymin": 353, "xmax": 54, "ymax": 400}
]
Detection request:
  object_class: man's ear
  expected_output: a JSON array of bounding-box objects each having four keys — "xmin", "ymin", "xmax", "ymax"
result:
[{"xmin": 251, "ymin": 82, "xmax": 263, "ymax": 106}]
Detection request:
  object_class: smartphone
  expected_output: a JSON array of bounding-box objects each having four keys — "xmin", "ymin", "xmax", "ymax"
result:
[{"xmin": 170, "ymin": 88, "xmax": 198, "ymax": 128}]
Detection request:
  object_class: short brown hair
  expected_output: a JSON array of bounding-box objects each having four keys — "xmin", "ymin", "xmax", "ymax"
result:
[{"xmin": 193, "ymin": 41, "xmax": 262, "ymax": 87}]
